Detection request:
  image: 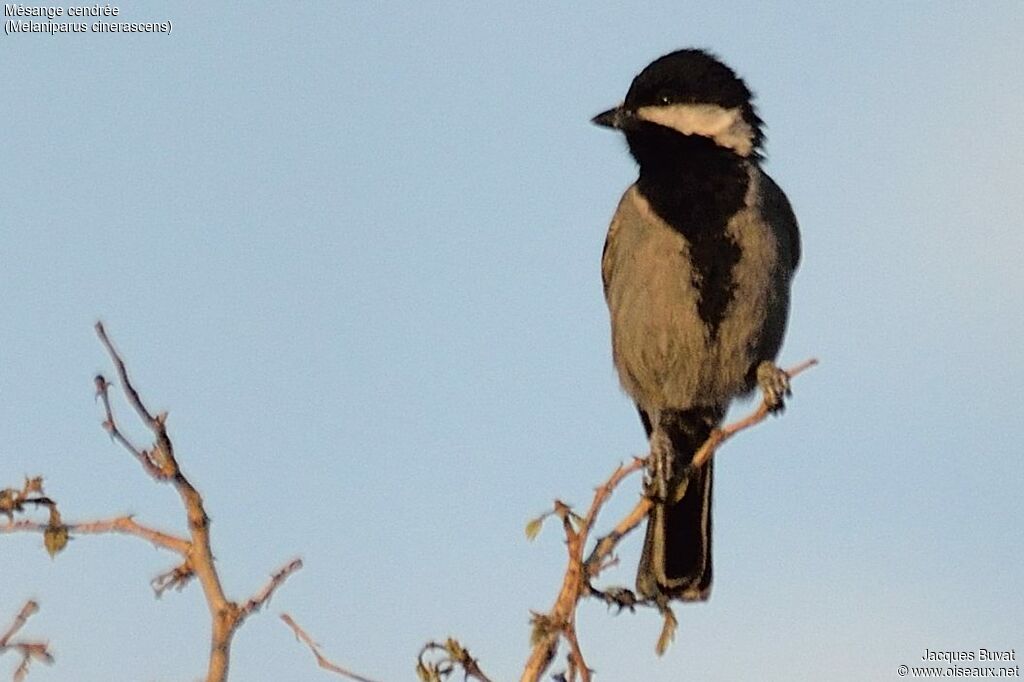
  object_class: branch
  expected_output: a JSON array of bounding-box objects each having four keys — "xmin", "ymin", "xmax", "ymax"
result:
[
  {"xmin": 95, "ymin": 322, "xmax": 240, "ymax": 679},
  {"xmin": 281, "ymin": 614, "xmax": 381, "ymax": 682},
  {"xmin": 521, "ymin": 357, "xmax": 818, "ymax": 681},
  {"xmin": 94, "ymin": 375, "xmax": 163, "ymax": 479},
  {"xmin": 5, "ymin": 324, "xmax": 304, "ymax": 680},
  {"xmin": 1, "ymin": 482, "xmax": 198, "ymax": 597},
  {"xmin": 1, "ymin": 515, "xmax": 190, "ymax": 556},
  {"xmin": 521, "ymin": 460, "xmax": 647, "ymax": 682},
  {"xmin": 691, "ymin": 358, "xmax": 818, "ymax": 468},
  {"xmin": 91, "ymin": 323, "xmax": 300, "ymax": 681},
  {"xmin": 239, "ymin": 559, "xmax": 304, "ymax": 621},
  {"xmin": 0, "ymin": 601, "xmax": 53, "ymax": 681},
  {"xmin": 582, "ymin": 462, "xmax": 651, "ymax": 578},
  {"xmin": 94, "ymin": 323, "xmax": 160, "ymax": 429}
]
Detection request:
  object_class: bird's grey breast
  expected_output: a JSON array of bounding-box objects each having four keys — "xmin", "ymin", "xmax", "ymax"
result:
[{"xmin": 602, "ymin": 168, "xmax": 787, "ymax": 411}]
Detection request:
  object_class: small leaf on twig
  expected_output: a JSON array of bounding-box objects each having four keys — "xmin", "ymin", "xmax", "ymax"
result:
[
  {"xmin": 44, "ymin": 524, "xmax": 69, "ymax": 558},
  {"xmin": 525, "ymin": 513, "xmax": 548, "ymax": 540},
  {"xmin": 44, "ymin": 505, "xmax": 69, "ymax": 557},
  {"xmin": 444, "ymin": 637, "xmax": 465, "ymax": 659}
]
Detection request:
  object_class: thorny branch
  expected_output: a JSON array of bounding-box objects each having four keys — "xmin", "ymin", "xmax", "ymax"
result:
[
  {"xmin": 92, "ymin": 322, "xmax": 303, "ymax": 681},
  {"xmin": 520, "ymin": 358, "xmax": 818, "ymax": 682},
  {"xmin": 1, "ymin": 323, "xmax": 303, "ymax": 681}
]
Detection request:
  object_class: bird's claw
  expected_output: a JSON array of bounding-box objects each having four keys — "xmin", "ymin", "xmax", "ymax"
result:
[
  {"xmin": 757, "ymin": 361, "xmax": 791, "ymax": 413},
  {"xmin": 591, "ymin": 585, "xmax": 639, "ymax": 613}
]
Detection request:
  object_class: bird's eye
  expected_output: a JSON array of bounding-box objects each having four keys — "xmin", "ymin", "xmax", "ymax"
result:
[{"xmin": 655, "ymin": 89, "xmax": 674, "ymax": 105}]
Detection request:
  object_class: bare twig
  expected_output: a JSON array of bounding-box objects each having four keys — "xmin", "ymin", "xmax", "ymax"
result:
[
  {"xmin": 94, "ymin": 374, "xmax": 165, "ymax": 479},
  {"xmin": 281, "ymin": 614, "xmax": 380, "ymax": 682},
  {"xmin": 0, "ymin": 601, "xmax": 53, "ymax": 681},
  {"xmin": 691, "ymin": 358, "xmax": 818, "ymax": 468},
  {"xmin": 582, "ymin": 462, "xmax": 651, "ymax": 578},
  {"xmin": 521, "ymin": 459, "xmax": 646, "ymax": 682},
  {"xmin": 239, "ymin": 559, "xmax": 304, "ymax": 620},
  {"xmin": 94, "ymin": 324, "xmax": 160, "ymax": 428},
  {"xmin": 0, "ymin": 602, "xmax": 37, "ymax": 649},
  {"xmin": 1, "ymin": 516, "xmax": 190, "ymax": 555},
  {"xmin": 562, "ymin": 624, "xmax": 591, "ymax": 682}
]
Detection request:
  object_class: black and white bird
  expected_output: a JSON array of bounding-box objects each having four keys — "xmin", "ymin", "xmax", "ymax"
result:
[{"xmin": 593, "ymin": 49, "xmax": 800, "ymax": 604}]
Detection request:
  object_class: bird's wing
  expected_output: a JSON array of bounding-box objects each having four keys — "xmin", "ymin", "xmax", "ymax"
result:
[{"xmin": 757, "ymin": 169, "xmax": 801, "ymax": 273}]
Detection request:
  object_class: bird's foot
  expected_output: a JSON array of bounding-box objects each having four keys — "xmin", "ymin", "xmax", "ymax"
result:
[
  {"xmin": 588, "ymin": 585, "xmax": 641, "ymax": 613},
  {"xmin": 757, "ymin": 361, "xmax": 791, "ymax": 413},
  {"xmin": 644, "ymin": 429, "xmax": 695, "ymax": 504}
]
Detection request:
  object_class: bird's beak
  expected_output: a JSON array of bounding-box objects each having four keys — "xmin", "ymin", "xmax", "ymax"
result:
[{"xmin": 591, "ymin": 105, "xmax": 633, "ymax": 130}]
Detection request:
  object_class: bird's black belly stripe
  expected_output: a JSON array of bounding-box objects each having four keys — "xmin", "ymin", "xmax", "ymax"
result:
[
  {"xmin": 687, "ymin": 230, "xmax": 741, "ymax": 338},
  {"xmin": 631, "ymin": 127, "xmax": 748, "ymax": 337}
]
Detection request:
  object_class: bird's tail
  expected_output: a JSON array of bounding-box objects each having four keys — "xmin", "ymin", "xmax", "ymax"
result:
[{"xmin": 637, "ymin": 407, "xmax": 721, "ymax": 603}]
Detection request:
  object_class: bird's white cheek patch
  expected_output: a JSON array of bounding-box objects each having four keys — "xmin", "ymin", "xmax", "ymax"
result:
[{"xmin": 636, "ymin": 103, "xmax": 754, "ymax": 156}]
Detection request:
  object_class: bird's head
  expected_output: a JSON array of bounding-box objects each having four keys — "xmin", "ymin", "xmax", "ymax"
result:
[{"xmin": 593, "ymin": 49, "xmax": 764, "ymax": 159}]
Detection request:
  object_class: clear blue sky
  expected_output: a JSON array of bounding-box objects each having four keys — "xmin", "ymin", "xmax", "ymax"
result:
[{"xmin": 3, "ymin": 3, "xmax": 1022, "ymax": 681}]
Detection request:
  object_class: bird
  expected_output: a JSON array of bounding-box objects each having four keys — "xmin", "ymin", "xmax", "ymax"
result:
[{"xmin": 593, "ymin": 49, "xmax": 800, "ymax": 605}]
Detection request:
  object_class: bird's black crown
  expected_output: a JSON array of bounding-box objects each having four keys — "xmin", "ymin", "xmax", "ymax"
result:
[{"xmin": 623, "ymin": 48, "xmax": 764, "ymax": 153}]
